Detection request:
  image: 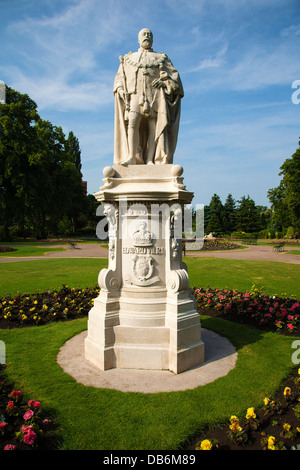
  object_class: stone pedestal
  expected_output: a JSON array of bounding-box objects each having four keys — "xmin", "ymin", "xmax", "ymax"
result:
[{"xmin": 84, "ymin": 164, "xmax": 204, "ymax": 374}]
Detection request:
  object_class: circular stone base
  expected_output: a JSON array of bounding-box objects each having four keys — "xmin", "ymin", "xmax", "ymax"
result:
[{"xmin": 57, "ymin": 329, "xmax": 237, "ymax": 393}]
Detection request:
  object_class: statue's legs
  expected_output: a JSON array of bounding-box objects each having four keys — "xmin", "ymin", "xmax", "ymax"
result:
[
  {"xmin": 121, "ymin": 112, "xmax": 141, "ymax": 166},
  {"xmin": 145, "ymin": 117, "xmax": 156, "ymax": 164},
  {"xmin": 121, "ymin": 112, "xmax": 157, "ymax": 166}
]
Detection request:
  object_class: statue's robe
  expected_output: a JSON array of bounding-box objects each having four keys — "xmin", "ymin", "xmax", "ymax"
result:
[{"xmin": 113, "ymin": 49, "xmax": 184, "ymax": 164}]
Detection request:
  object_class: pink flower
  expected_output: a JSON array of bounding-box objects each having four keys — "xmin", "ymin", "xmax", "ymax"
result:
[
  {"xmin": 23, "ymin": 410, "xmax": 34, "ymax": 420},
  {"xmin": 0, "ymin": 422, "xmax": 6, "ymax": 430},
  {"xmin": 269, "ymin": 307, "xmax": 274, "ymax": 313},
  {"xmin": 4, "ymin": 444, "xmax": 16, "ymax": 450},
  {"xmin": 21, "ymin": 424, "xmax": 33, "ymax": 433},
  {"xmin": 23, "ymin": 429, "xmax": 37, "ymax": 445},
  {"xmin": 287, "ymin": 324, "xmax": 294, "ymax": 331},
  {"xmin": 43, "ymin": 419, "xmax": 49, "ymax": 425},
  {"xmin": 6, "ymin": 401, "xmax": 14, "ymax": 410}
]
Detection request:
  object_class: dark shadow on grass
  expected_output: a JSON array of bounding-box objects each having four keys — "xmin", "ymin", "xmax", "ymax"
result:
[{"xmin": 200, "ymin": 314, "xmax": 264, "ymax": 352}]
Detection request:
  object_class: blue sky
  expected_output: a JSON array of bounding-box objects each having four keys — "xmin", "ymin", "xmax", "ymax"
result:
[{"xmin": 1, "ymin": 0, "xmax": 300, "ymax": 207}]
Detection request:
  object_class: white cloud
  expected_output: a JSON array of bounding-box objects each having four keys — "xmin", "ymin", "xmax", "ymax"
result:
[
  {"xmin": 189, "ymin": 45, "xmax": 228, "ymax": 72},
  {"xmin": 4, "ymin": 0, "xmax": 137, "ymax": 111}
]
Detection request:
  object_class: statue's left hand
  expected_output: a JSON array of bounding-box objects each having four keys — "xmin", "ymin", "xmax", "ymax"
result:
[{"xmin": 152, "ymin": 78, "xmax": 166, "ymax": 89}]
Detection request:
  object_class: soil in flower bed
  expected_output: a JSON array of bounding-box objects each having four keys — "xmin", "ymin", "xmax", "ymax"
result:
[
  {"xmin": 0, "ymin": 365, "xmax": 60, "ymax": 450},
  {"xmin": 0, "ymin": 246, "xmax": 17, "ymax": 253},
  {"xmin": 186, "ymin": 367, "xmax": 300, "ymax": 451},
  {"xmin": 0, "ymin": 285, "xmax": 99, "ymax": 329}
]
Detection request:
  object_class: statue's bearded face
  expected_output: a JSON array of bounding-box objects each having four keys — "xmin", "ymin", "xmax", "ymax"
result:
[{"xmin": 138, "ymin": 29, "xmax": 153, "ymax": 49}]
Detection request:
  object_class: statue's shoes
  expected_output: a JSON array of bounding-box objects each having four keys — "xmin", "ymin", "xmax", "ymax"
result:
[{"xmin": 120, "ymin": 157, "xmax": 135, "ymax": 166}]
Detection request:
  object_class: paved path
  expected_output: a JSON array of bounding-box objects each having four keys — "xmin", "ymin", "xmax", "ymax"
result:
[
  {"xmin": 185, "ymin": 243, "xmax": 300, "ymax": 264},
  {"xmin": 1, "ymin": 242, "xmax": 300, "ymax": 264}
]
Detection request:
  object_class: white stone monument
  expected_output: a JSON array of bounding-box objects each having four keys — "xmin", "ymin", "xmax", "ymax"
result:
[{"xmin": 84, "ymin": 29, "xmax": 204, "ymax": 374}]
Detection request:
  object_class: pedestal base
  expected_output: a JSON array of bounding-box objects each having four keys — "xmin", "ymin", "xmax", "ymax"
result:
[{"xmin": 84, "ymin": 164, "xmax": 205, "ymax": 374}]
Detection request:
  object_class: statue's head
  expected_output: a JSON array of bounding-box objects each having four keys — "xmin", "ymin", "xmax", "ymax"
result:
[{"xmin": 138, "ymin": 28, "xmax": 153, "ymax": 50}]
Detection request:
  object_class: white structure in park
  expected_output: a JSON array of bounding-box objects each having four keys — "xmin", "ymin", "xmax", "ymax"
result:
[{"xmin": 84, "ymin": 29, "xmax": 204, "ymax": 374}]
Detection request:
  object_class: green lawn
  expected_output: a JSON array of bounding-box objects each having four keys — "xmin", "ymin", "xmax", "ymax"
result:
[
  {"xmin": 1, "ymin": 257, "xmax": 300, "ymax": 298},
  {"xmin": 185, "ymin": 257, "xmax": 300, "ymax": 298},
  {"xmin": 285, "ymin": 250, "xmax": 300, "ymax": 256},
  {"xmin": 1, "ymin": 315, "xmax": 297, "ymax": 450},
  {"xmin": 1, "ymin": 256, "xmax": 300, "ymax": 449},
  {"xmin": 0, "ymin": 258, "xmax": 107, "ymax": 296},
  {"xmin": 0, "ymin": 246, "xmax": 66, "ymax": 257}
]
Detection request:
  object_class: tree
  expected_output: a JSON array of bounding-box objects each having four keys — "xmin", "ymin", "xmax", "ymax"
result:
[
  {"xmin": 0, "ymin": 85, "xmax": 87, "ymax": 239},
  {"xmin": 223, "ymin": 194, "xmax": 237, "ymax": 234},
  {"xmin": 236, "ymin": 195, "xmax": 261, "ymax": 233},
  {"xmin": 206, "ymin": 194, "xmax": 225, "ymax": 235},
  {"xmin": 65, "ymin": 130, "xmax": 82, "ymax": 174},
  {"xmin": 0, "ymin": 86, "xmax": 40, "ymax": 239},
  {"xmin": 278, "ymin": 139, "xmax": 300, "ymax": 230}
]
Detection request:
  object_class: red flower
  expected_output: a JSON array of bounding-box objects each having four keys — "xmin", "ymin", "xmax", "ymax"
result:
[{"xmin": 11, "ymin": 390, "xmax": 22, "ymax": 401}]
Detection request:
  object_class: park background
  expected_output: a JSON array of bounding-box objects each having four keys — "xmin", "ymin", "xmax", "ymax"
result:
[{"xmin": 1, "ymin": 0, "xmax": 300, "ymax": 453}]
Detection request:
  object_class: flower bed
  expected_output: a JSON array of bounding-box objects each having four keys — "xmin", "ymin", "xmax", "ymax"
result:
[
  {"xmin": 189, "ymin": 367, "xmax": 300, "ymax": 450},
  {"xmin": 0, "ymin": 246, "xmax": 17, "ymax": 253},
  {"xmin": 0, "ymin": 285, "xmax": 99, "ymax": 328},
  {"xmin": 186, "ymin": 239, "xmax": 241, "ymax": 251},
  {"xmin": 1, "ymin": 284, "xmax": 300, "ymax": 451},
  {"xmin": 193, "ymin": 286, "xmax": 300, "ymax": 336},
  {"xmin": 0, "ymin": 365, "xmax": 58, "ymax": 450}
]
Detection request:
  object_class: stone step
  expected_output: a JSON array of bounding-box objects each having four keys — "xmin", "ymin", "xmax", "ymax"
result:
[{"xmin": 113, "ymin": 325, "xmax": 169, "ymax": 345}]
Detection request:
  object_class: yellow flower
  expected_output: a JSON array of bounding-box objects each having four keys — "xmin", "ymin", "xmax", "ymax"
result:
[
  {"xmin": 21, "ymin": 314, "xmax": 27, "ymax": 321},
  {"xmin": 34, "ymin": 300, "xmax": 38, "ymax": 305},
  {"xmin": 283, "ymin": 423, "xmax": 291, "ymax": 432},
  {"xmin": 42, "ymin": 304, "xmax": 48, "ymax": 310},
  {"xmin": 246, "ymin": 407, "xmax": 256, "ymax": 420},
  {"xmin": 230, "ymin": 415, "xmax": 239, "ymax": 424},
  {"xmin": 230, "ymin": 422, "xmax": 242, "ymax": 432},
  {"xmin": 284, "ymin": 387, "xmax": 291, "ymax": 396},
  {"xmin": 267, "ymin": 436, "xmax": 276, "ymax": 450},
  {"xmin": 200, "ymin": 439, "xmax": 212, "ymax": 450},
  {"xmin": 263, "ymin": 397, "xmax": 270, "ymax": 406},
  {"xmin": 29, "ymin": 307, "xmax": 35, "ymax": 312}
]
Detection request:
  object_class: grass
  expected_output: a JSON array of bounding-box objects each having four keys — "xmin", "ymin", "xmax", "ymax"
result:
[
  {"xmin": 0, "ymin": 258, "xmax": 108, "ymax": 296},
  {"xmin": 1, "ymin": 315, "xmax": 297, "ymax": 450},
  {"xmin": 285, "ymin": 250, "xmax": 300, "ymax": 256},
  {"xmin": 0, "ymin": 246, "xmax": 66, "ymax": 257},
  {"xmin": 185, "ymin": 257, "xmax": 300, "ymax": 299},
  {"xmin": 1, "ymin": 256, "xmax": 300, "ymax": 449},
  {"xmin": 1, "ymin": 257, "xmax": 300, "ymax": 298}
]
